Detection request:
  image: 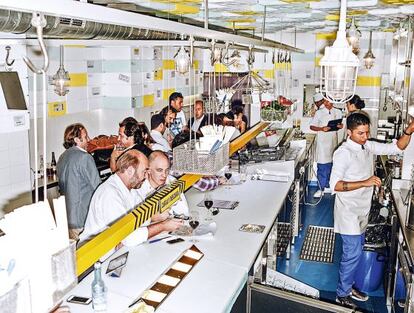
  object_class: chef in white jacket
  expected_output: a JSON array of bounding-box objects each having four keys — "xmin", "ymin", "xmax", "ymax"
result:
[
  {"xmin": 310, "ymin": 98, "xmax": 343, "ymax": 198},
  {"xmin": 137, "ymin": 150, "xmax": 189, "ymax": 216},
  {"xmin": 80, "ymin": 150, "xmax": 183, "ymax": 249},
  {"xmin": 330, "ymin": 112, "xmax": 414, "ymax": 308}
]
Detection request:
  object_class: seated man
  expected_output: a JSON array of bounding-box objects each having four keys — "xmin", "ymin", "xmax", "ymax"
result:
[
  {"xmin": 150, "ymin": 113, "xmax": 171, "ymax": 152},
  {"xmin": 80, "ymin": 150, "xmax": 183, "ymax": 246},
  {"xmin": 57, "ymin": 123, "xmax": 101, "ymax": 240},
  {"xmin": 110, "ymin": 117, "xmax": 153, "ymax": 172},
  {"xmin": 188, "ymin": 100, "xmax": 208, "ymax": 133},
  {"xmin": 137, "ymin": 151, "xmax": 189, "ymax": 215}
]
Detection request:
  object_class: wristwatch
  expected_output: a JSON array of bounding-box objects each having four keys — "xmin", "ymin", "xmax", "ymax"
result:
[{"xmin": 403, "ymin": 129, "xmax": 412, "ymax": 136}]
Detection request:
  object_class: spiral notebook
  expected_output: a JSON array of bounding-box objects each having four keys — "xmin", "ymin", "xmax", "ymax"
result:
[{"xmin": 197, "ymin": 199, "xmax": 239, "ymax": 210}]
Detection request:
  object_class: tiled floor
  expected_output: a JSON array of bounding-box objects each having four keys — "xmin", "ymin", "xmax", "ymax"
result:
[{"xmin": 276, "ymin": 187, "xmax": 389, "ymax": 313}]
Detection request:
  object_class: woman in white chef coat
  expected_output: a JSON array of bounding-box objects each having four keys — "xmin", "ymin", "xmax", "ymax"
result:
[
  {"xmin": 310, "ymin": 99, "xmax": 343, "ymax": 198},
  {"xmin": 330, "ymin": 112, "xmax": 414, "ymax": 308}
]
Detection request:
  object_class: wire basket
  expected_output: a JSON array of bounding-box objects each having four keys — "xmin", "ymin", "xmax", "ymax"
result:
[
  {"xmin": 260, "ymin": 108, "xmax": 288, "ymax": 123},
  {"xmin": 172, "ymin": 141, "xmax": 229, "ymax": 175},
  {"xmin": 0, "ymin": 278, "xmax": 31, "ymax": 313},
  {"xmin": 51, "ymin": 240, "xmax": 77, "ymax": 305}
]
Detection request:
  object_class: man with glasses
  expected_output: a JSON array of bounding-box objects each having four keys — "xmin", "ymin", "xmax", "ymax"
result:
[
  {"xmin": 137, "ymin": 151, "xmax": 189, "ymax": 216},
  {"xmin": 79, "ymin": 150, "xmax": 183, "ymax": 246}
]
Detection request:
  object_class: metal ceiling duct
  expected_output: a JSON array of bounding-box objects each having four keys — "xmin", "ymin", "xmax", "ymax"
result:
[{"xmin": 0, "ymin": 9, "xmax": 181, "ymax": 40}]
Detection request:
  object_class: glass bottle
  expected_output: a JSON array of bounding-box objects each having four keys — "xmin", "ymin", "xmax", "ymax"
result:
[
  {"xmin": 51, "ymin": 152, "xmax": 57, "ymax": 175},
  {"xmin": 91, "ymin": 262, "xmax": 107, "ymax": 312}
]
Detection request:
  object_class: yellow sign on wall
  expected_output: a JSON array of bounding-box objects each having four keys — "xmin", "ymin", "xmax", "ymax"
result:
[{"xmin": 48, "ymin": 101, "xmax": 67, "ymax": 117}]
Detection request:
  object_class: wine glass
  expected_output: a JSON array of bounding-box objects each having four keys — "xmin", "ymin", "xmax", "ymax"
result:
[
  {"xmin": 189, "ymin": 211, "xmax": 200, "ymax": 242},
  {"xmin": 204, "ymin": 193, "xmax": 214, "ymax": 222}
]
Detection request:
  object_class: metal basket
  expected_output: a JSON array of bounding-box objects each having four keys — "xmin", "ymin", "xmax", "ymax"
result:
[
  {"xmin": 172, "ymin": 141, "xmax": 229, "ymax": 175},
  {"xmin": 260, "ymin": 108, "xmax": 288, "ymax": 123},
  {"xmin": 51, "ymin": 240, "xmax": 77, "ymax": 305}
]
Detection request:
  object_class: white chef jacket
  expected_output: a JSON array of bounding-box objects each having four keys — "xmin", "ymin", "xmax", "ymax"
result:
[
  {"xmin": 176, "ymin": 110, "xmax": 187, "ymax": 127},
  {"xmin": 151, "ymin": 130, "xmax": 171, "ymax": 152},
  {"xmin": 137, "ymin": 176, "xmax": 189, "ymax": 216},
  {"xmin": 311, "ymin": 106, "xmax": 343, "ymax": 164},
  {"xmin": 79, "ymin": 174, "xmax": 149, "ymax": 246},
  {"xmin": 330, "ymin": 138, "xmax": 402, "ymax": 235}
]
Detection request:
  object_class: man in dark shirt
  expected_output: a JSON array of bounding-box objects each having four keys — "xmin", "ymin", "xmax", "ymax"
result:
[
  {"xmin": 57, "ymin": 123, "xmax": 101, "ymax": 240},
  {"xmin": 110, "ymin": 117, "xmax": 153, "ymax": 172}
]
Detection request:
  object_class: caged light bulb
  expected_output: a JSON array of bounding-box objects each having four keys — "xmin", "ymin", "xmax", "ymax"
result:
[{"xmin": 174, "ymin": 46, "xmax": 190, "ymax": 75}]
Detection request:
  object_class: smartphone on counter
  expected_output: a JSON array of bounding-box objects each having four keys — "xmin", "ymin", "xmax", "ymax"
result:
[
  {"xmin": 67, "ymin": 295, "xmax": 92, "ymax": 305},
  {"xmin": 166, "ymin": 238, "xmax": 185, "ymax": 245}
]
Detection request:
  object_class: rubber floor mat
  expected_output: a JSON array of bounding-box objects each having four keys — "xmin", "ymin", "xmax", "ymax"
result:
[{"xmin": 299, "ymin": 225, "xmax": 335, "ymax": 263}]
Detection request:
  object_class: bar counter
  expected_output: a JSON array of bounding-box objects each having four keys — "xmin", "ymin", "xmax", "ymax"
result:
[{"xmin": 64, "ymin": 162, "xmax": 295, "ymax": 313}]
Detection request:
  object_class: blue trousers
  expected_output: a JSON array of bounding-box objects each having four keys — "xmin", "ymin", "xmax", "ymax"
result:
[
  {"xmin": 337, "ymin": 234, "xmax": 365, "ymax": 297},
  {"xmin": 317, "ymin": 162, "xmax": 332, "ymax": 189}
]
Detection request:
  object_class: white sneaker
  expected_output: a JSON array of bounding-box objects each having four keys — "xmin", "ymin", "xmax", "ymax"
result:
[
  {"xmin": 314, "ymin": 190, "xmax": 324, "ymax": 198},
  {"xmin": 324, "ymin": 188, "xmax": 332, "ymax": 193}
]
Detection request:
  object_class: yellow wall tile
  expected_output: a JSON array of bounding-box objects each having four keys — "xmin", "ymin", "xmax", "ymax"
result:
[
  {"xmin": 163, "ymin": 60, "xmax": 175, "ymax": 70},
  {"xmin": 48, "ymin": 101, "xmax": 66, "ymax": 117},
  {"xmin": 356, "ymin": 76, "xmax": 381, "ymax": 87},
  {"xmin": 68, "ymin": 73, "xmax": 87, "ymax": 87},
  {"xmin": 163, "ymin": 88, "xmax": 176, "ymax": 100},
  {"xmin": 154, "ymin": 69, "xmax": 163, "ymax": 81},
  {"xmin": 264, "ymin": 69, "xmax": 274, "ymax": 79},
  {"xmin": 214, "ymin": 63, "xmax": 229, "ymax": 73},
  {"xmin": 143, "ymin": 94, "xmax": 155, "ymax": 107}
]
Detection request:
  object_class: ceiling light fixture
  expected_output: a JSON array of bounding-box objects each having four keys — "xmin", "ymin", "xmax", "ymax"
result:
[
  {"xmin": 363, "ymin": 31, "xmax": 375, "ymax": 69},
  {"xmin": 174, "ymin": 46, "xmax": 190, "ymax": 75},
  {"xmin": 52, "ymin": 45, "xmax": 70, "ymax": 96},
  {"xmin": 319, "ymin": 0, "xmax": 360, "ymax": 104},
  {"xmin": 347, "ymin": 17, "xmax": 361, "ymax": 54}
]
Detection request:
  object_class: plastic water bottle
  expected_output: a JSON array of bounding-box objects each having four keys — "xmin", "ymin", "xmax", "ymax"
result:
[{"xmin": 92, "ymin": 262, "xmax": 107, "ymax": 312}]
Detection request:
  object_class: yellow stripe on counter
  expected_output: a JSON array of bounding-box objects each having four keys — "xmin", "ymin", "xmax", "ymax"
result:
[
  {"xmin": 48, "ymin": 101, "xmax": 66, "ymax": 117},
  {"xmin": 68, "ymin": 73, "xmax": 87, "ymax": 87},
  {"xmin": 143, "ymin": 94, "xmax": 155, "ymax": 107},
  {"xmin": 162, "ymin": 60, "xmax": 175, "ymax": 70},
  {"xmin": 163, "ymin": 88, "xmax": 176, "ymax": 100},
  {"xmin": 214, "ymin": 63, "xmax": 229, "ymax": 73},
  {"xmin": 316, "ymin": 33, "xmax": 337, "ymax": 41},
  {"xmin": 356, "ymin": 76, "xmax": 381, "ymax": 87},
  {"xmin": 75, "ymin": 121, "xmax": 269, "ymax": 276}
]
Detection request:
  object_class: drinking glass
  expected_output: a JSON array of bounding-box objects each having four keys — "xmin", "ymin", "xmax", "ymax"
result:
[
  {"xmin": 189, "ymin": 210, "xmax": 200, "ymax": 242},
  {"xmin": 204, "ymin": 193, "xmax": 213, "ymax": 222}
]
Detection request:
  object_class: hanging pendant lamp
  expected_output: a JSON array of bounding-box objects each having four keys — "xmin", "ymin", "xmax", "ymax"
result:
[
  {"xmin": 319, "ymin": 0, "xmax": 360, "ymax": 104},
  {"xmin": 52, "ymin": 45, "xmax": 70, "ymax": 96},
  {"xmin": 363, "ymin": 31, "xmax": 376, "ymax": 70},
  {"xmin": 347, "ymin": 17, "xmax": 361, "ymax": 54}
]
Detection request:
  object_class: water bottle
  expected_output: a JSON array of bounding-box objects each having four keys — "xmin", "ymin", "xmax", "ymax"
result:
[{"xmin": 92, "ymin": 262, "xmax": 107, "ymax": 312}]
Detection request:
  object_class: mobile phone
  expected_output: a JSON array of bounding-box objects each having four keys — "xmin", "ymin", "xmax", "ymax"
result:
[
  {"xmin": 106, "ymin": 251, "xmax": 129, "ymax": 274},
  {"xmin": 173, "ymin": 214, "xmax": 189, "ymax": 220},
  {"xmin": 67, "ymin": 295, "xmax": 92, "ymax": 305},
  {"xmin": 166, "ymin": 238, "xmax": 185, "ymax": 245}
]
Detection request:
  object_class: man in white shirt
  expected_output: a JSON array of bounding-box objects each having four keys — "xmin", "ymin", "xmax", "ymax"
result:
[
  {"xmin": 80, "ymin": 150, "xmax": 183, "ymax": 246},
  {"xmin": 310, "ymin": 99, "xmax": 343, "ymax": 198},
  {"xmin": 57, "ymin": 123, "xmax": 101, "ymax": 240},
  {"xmin": 330, "ymin": 112, "xmax": 414, "ymax": 308},
  {"xmin": 150, "ymin": 113, "xmax": 171, "ymax": 152},
  {"xmin": 169, "ymin": 92, "xmax": 188, "ymax": 136},
  {"xmin": 188, "ymin": 100, "xmax": 208, "ymax": 133},
  {"xmin": 137, "ymin": 151, "xmax": 189, "ymax": 216}
]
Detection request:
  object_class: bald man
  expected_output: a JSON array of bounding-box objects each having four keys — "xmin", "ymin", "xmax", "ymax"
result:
[
  {"xmin": 80, "ymin": 150, "xmax": 183, "ymax": 246},
  {"xmin": 137, "ymin": 151, "xmax": 189, "ymax": 216}
]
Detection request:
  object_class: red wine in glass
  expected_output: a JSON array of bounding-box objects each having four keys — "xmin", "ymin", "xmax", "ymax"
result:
[
  {"xmin": 189, "ymin": 220, "xmax": 199, "ymax": 229},
  {"xmin": 204, "ymin": 200, "xmax": 214, "ymax": 209}
]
